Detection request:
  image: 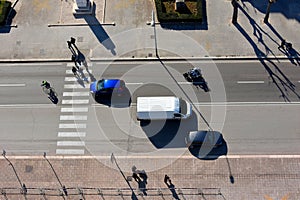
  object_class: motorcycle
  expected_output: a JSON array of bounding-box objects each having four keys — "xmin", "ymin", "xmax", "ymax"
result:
[
  {"xmin": 42, "ymin": 86, "xmax": 59, "ymax": 104},
  {"xmin": 183, "ymin": 67, "xmax": 210, "ymax": 92}
]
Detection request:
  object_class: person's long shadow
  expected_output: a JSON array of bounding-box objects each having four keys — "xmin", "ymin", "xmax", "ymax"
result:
[
  {"xmin": 266, "ymin": 22, "xmax": 300, "ymax": 66},
  {"xmin": 75, "ymin": 3, "xmax": 116, "ymax": 55},
  {"xmin": 164, "ymin": 177, "xmax": 180, "ymax": 200},
  {"xmin": 234, "ymin": 6, "xmax": 300, "ymax": 102},
  {"xmin": 238, "ymin": 4, "xmax": 277, "ymax": 58}
]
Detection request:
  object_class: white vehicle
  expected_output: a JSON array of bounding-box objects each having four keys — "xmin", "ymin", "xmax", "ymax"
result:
[{"xmin": 136, "ymin": 96, "xmax": 192, "ymax": 120}]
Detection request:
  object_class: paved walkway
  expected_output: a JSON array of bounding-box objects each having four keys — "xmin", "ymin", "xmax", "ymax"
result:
[
  {"xmin": 0, "ymin": 155, "xmax": 299, "ymax": 200},
  {"xmin": 0, "ymin": 0, "xmax": 299, "ymax": 61}
]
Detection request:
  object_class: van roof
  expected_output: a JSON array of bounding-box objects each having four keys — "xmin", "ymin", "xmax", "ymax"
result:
[{"xmin": 137, "ymin": 96, "xmax": 180, "ymax": 112}]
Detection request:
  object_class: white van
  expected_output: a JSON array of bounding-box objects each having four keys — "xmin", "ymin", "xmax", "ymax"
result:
[{"xmin": 136, "ymin": 96, "xmax": 192, "ymax": 120}]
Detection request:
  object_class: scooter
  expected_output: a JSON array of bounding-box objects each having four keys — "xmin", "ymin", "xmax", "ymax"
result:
[{"xmin": 183, "ymin": 67, "xmax": 210, "ymax": 92}]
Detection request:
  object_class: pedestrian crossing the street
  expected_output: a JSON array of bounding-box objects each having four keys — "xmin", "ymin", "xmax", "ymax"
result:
[{"xmin": 56, "ymin": 63, "xmax": 92, "ymax": 155}]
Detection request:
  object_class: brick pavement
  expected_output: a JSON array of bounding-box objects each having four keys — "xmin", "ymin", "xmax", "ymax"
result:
[{"xmin": 0, "ymin": 156, "xmax": 299, "ymax": 199}]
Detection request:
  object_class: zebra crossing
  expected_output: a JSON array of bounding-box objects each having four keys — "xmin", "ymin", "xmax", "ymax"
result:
[{"xmin": 56, "ymin": 63, "xmax": 92, "ymax": 155}]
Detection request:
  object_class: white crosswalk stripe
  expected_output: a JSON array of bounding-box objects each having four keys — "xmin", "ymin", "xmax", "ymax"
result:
[
  {"xmin": 59, "ymin": 123, "xmax": 87, "ymax": 129},
  {"xmin": 61, "ymin": 107, "xmax": 89, "ymax": 112},
  {"xmin": 58, "ymin": 132, "xmax": 86, "ymax": 137},
  {"xmin": 57, "ymin": 141, "xmax": 85, "ymax": 146},
  {"xmin": 60, "ymin": 115, "xmax": 88, "ymax": 120},
  {"xmin": 64, "ymin": 84, "xmax": 90, "ymax": 89},
  {"xmin": 66, "ymin": 69, "xmax": 92, "ymax": 74},
  {"xmin": 56, "ymin": 149, "xmax": 85, "ymax": 155},
  {"xmin": 62, "ymin": 99, "xmax": 89, "ymax": 104},
  {"xmin": 63, "ymin": 92, "xmax": 90, "ymax": 96}
]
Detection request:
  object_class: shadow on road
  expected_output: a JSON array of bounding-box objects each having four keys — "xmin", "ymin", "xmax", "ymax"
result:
[{"xmin": 234, "ymin": 4, "xmax": 300, "ymax": 102}]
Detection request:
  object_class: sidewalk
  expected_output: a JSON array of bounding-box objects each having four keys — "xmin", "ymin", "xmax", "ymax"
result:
[
  {"xmin": 0, "ymin": 0, "xmax": 299, "ymax": 61},
  {"xmin": 0, "ymin": 155, "xmax": 299, "ymax": 199}
]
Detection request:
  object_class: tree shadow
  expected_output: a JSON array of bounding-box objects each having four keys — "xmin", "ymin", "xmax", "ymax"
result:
[
  {"xmin": 238, "ymin": 4, "xmax": 277, "ymax": 58},
  {"xmin": 244, "ymin": 0, "xmax": 300, "ymax": 21},
  {"xmin": 0, "ymin": 0, "xmax": 18, "ymax": 33},
  {"xmin": 75, "ymin": 3, "xmax": 116, "ymax": 55},
  {"xmin": 160, "ymin": 0, "xmax": 208, "ymax": 30},
  {"xmin": 234, "ymin": 5, "xmax": 300, "ymax": 102}
]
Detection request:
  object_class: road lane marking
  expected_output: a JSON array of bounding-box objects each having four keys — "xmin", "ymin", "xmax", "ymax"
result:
[
  {"xmin": 57, "ymin": 141, "xmax": 85, "ymax": 146},
  {"xmin": 58, "ymin": 132, "xmax": 86, "ymax": 137},
  {"xmin": 126, "ymin": 82, "xmax": 143, "ymax": 85},
  {"xmin": 0, "ymin": 83, "xmax": 26, "ymax": 87},
  {"xmin": 62, "ymin": 100, "xmax": 89, "ymax": 104},
  {"xmin": 65, "ymin": 77, "xmax": 92, "ymax": 82},
  {"xmin": 56, "ymin": 149, "xmax": 85, "ymax": 155},
  {"xmin": 178, "ymin": 82, "xmax": 192, "ymax": 85},
  {"xmin": 59, "ymin": 124, "xmax": 87, "ymax": 129},
  {"xmin": 64, "ymin": 84, "xmax": 90, "ymax": 89},
  {"xmin": 67, "ymin": 63, "xmax": 92, "ymax": 67},
  {"xmin": 63, "ymin": 92, "xmax": 90, "ymax": 96},
  {"xmin": 237, "ymin": 81, "xmax": 265, "ymax": 84},
  {"xmin": 60, "ymin": 115, "xmax": 88, "ymax": 120},
  {"xmin": 61, "ymin": 107, "xmax": 88, "ymax": 112},
  {"xmin": 66, "ymin": 69, "xmax": 92, "ymax": 74}
]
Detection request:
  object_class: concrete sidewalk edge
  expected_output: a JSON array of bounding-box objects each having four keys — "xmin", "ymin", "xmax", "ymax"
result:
[{"xmin": 0, "ymin": 56, "xmax": 296, "ymax": 63}]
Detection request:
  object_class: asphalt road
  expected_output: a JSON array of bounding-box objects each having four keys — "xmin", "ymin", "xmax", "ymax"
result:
[{"xmin": 0, "ymin": 60, "xmax": 299, "ymax": 156}]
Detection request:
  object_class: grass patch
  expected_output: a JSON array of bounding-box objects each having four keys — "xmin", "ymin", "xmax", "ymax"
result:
[
  {"xmin": 155, "ymin": 0, "xmax": 202, "ymax": 22},
  {"xmin": 0, "ymin": 0, "xmax": 12, "ymax": 25}
]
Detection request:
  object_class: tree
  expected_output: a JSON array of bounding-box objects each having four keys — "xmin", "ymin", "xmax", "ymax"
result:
[{"xmin": 264, "ymin": 0, "xmax": 276, "ymax": 24}]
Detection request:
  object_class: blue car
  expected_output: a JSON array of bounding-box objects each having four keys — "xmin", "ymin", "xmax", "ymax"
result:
[{"xmin": 90, "ymin": 79, "xmax": 126, "ymax": 96}]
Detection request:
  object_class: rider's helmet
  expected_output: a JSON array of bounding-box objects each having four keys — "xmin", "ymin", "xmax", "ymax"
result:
[{"xmin": 41, "ymin": 80, "xmax": 46, "ymax": 85}]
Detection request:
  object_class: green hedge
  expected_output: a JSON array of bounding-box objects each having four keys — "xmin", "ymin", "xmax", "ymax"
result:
[
  {"xmin": 155, "ymin": 0, "xmax": 202, "ymax": 22},
  {"xmin": 0, "ymin": 0, "xmax": 12, "ymax": 25}
]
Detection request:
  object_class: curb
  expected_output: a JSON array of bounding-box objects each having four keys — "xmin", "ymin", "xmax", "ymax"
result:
[{"xmin": 0, "ymin": 56, "xmax": 296, "ymax": 63}]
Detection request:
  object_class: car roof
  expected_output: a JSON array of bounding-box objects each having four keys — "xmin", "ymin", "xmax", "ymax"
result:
[{"xmin": 102, "ymin": 79, "xmax": 123, "ymax": 89}]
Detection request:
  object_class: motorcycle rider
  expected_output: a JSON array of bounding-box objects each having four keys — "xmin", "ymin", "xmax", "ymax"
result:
[{"xmin": 41, "ymin": 80, "xmax": 51, "ymax": 89}]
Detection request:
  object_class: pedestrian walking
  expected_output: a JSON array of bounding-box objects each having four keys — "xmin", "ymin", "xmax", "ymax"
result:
[
  {"xmin": 278, "ymin": 39, "xmax": 286, "ymax": 50},
  {"xmin": 286, "ymin": 42, "xmax": 292, "ymax": 51},
  {"xmin": 72, "ymin": 66, "xmax": 78, "ymax": 76},
  {"xmin": 164, "ymin": 174, "xmax": 170, "ymax": 184}
]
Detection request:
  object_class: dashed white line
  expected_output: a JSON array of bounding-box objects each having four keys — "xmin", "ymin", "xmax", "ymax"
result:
[
  {"xmin": 59, "ymin": 124, "xmax": 87, "ymax": 129},
  {"xmin": 237, "ymin": 81, "xmax": 265, "ymax": 84},
  {"xmin": 63, "ymin": 92, "xmax": 90, "ymax": 96},
  {"xmin": 0, "ymin": 83, "xmax": 26, "ymax": 87},
  {"xmin": 61, "ymin": 107, "xmax": 89, "ymax": 112},
  {"xmin": 56, "ymin": 149, "xmax": 85, "ymax": 155},
  {"xmin": 60, "ymin": 115, "xmax": 88, "ymax": 121},
  {"xmin": 62, "ymin": 100, "xmax": 89, "ymax": 104},
  {"xmin": 58, "ymin": 132, "xmax": 86, "ymax": 137},
  {"xmin": 57, "ymin": 141, "xmax": 85, "ymax": 146}
]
